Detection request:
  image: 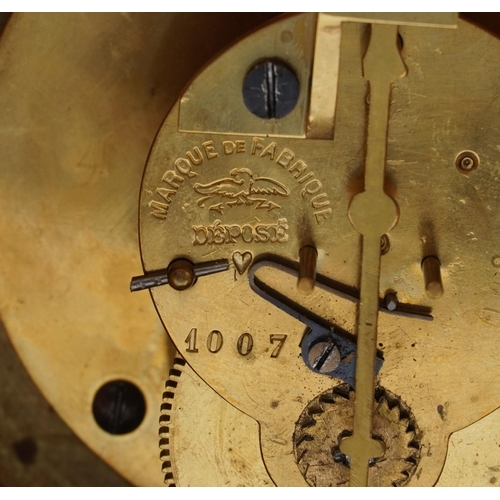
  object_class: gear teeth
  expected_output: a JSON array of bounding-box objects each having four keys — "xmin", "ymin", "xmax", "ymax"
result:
[
  {"xmin": 332, "ymin": 383, "xmax": 352, "ymax": 400},
  {"xmin": 159, "ymin": 426, "xmax": 169, "ymax": 438},
  {"xmin": 405, "ymin": 454, "xmax": 419, "ymax": 466},
  {"xmin": 400, "ymin": 427, "xmax": 415, "ymax": 449},
  {"xmin": 377, "ymin": 396, "xmax": 391, "ymax": 416},
  {"xmin": 398, "ymin": 406, "xmax": 410, "ymax": 421},
  {"xmin": 163, "ymin": 391, "xmax": 175, "ymax": 400},
  {"xmin": 407, "ymin": 436, "xmax": 420, "ymax": 450},
  {"xmin": 295, "ymin": 433, "xmax": 314, "ymax": 447},
  {"xmin": 319, "ymin": 393, "xmax": 336, "ymax": 405},
  {"xmin": 391, "ymin": 467, "xmax": 414, "ymax": 487},
  {"xmin": 159, "ymin": 414, "xmax": 170, "ymax": 425},
  {"xmin": 161, "ymin": 460, "xmax": 171, "ymax": 472},
  {"xmin": 173, "ymin": 356, "xmax": 186, "ymax": 367},
  {"xmin": 401, "ymin": 463, "xmax": 417, "ymax": 477},
  {"xmin": 405, "ymin": 420, "xmax": 416, "ymax": 434},
  {"xmin": 297, "ymin": 448, "xmax": 308, "ymax": 463},
  {"xmin": 295, "ymin": 385, "xmax": 421, "ymax": 487},
  {"xmin": 307, "ymin": 402, "xmax": 324, "ymax": 416},
  {"xmin": 387, "ymin": 402, "xmax": 401, "ymax": 422},
  {"xmin": 374, "ymin": 386, "xmax": 386, "ymax": 402},
  {"xmin": 160, "ymin": 402, "xmax": 172, "ymax": 415},
  {"xmin": 158, "ymin": 354, "xmax": 187, "ymax": 486},
  {"xmin": 300, "ymin": 415, "xmax": 317, "ymax": 429},
  {"xmin": 399, "ymin": 417, "xmax": 409, "ymax": 428}
]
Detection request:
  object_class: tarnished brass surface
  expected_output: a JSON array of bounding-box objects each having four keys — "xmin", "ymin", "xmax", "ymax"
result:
[
  {"xmin": 2, "ymin": 12, "xmax": 500, "ymax": 487},
  {"xmin": 179, "ymin": 14, "xmax": 316, "ymax": 138},
  {"xmin": 154, "ymin": 353, "xmax": 500, "ymax": 487},
  {"xmin": 307, "ymin": 14, "xmax": 341, "ymax": 140},
  {"xmin": 160, "ymin": 358, "xmax": 273, "ymax": 486},
  {"xmin": 139, "ymin": 14, "xmax": 500, "ymax": 486},
  {"xmin": 0, "ymin": 12, "xmax": 279, "ymax": 485}
]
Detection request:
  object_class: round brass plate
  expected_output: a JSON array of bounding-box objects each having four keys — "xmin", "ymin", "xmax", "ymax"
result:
[
  {"xmin": 139, "ymin": 14, "xmax": 500, "ymax": 486},
  {"xmin": 0, "ymin": 12, "xmax": 279, "ymax": 486}
]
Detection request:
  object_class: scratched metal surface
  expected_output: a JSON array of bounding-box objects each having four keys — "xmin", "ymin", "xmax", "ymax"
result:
[
  {"xmin": 0, "ymin": 12, "xmax": 279, "ymax": 486},
  {"xmin": 140, "ymin": 14, "xmax": 500, "ymax": 486},
  {"xmin": 0, "ymin": 11, "xmax": 499, "ymax": 487}
]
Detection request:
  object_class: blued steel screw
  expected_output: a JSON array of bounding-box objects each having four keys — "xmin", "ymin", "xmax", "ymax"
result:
[
  {"xmin": 307, "ymin": 338, "xmax": 341, "ymax": 373},
  {"xmin": 242, "ymin": 59, "xmax": 300, "ymax": 119}
]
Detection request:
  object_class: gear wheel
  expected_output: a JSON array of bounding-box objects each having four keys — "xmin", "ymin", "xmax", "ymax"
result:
[
  {"xmin": 159, "ymin": 357, "xmax": 185, "ymax": 486},
  {"xmin": 293, "ymin": 384, "xmax": 421, "ymax": 487},
  {"xmin": 158, "ymin": 356, "xmax": 273, "ymax": 486}
]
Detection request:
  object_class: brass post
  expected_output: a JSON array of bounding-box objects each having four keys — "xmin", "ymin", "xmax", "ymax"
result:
[
  {"xmin": 297, "ymin": 245, "xmax": 318, "ymax": 294},
  {"xmin": 422, "ymin": 256, "xmax": 443, "ymax": 298}
]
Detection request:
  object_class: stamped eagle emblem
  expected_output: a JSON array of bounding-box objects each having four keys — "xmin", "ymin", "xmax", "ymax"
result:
[{"xmin": 193, "ymin": 168, "xmax": 290, "ymax": 214}]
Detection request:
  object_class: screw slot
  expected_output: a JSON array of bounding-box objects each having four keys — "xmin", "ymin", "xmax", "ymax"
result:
[
  {"xmin": 455, "ymin": 150, "xmax": 479, "ymax": 174},
  {"xmin": 242, "ymin": 59, "xmax": 300, "ymax": 119}
]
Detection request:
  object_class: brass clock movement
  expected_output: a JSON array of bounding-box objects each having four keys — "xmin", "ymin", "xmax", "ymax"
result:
[{"xmin": 1, "ymin": 12, "xmax": 500, "ymax": 487}]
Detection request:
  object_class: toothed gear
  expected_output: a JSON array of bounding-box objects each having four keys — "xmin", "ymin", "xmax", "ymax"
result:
[
  {"xmin": 293, "ymin": 384, "xmax": 421, "ymax": 487},
  {"xmin": 159, "ymin": 356, "xmax": 186, "ymax": 486},
  {"xmin": 158, "ymin": 355, "xmax": 274, "ymax": 487}
]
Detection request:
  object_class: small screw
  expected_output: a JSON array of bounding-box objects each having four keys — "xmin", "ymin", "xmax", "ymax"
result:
[
  {"xmin": 455, "ymin": 151, "xmax": 479, "ymax": 174},
  {"xmin": 307, "ymin": 338, "xmax": 341, "ymax": 373},
  {"xmin": 384, "ymin": 292, "xmax": 398, "ymax": 311}
]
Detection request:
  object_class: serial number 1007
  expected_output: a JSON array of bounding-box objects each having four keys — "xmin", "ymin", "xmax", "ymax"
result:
[{"xmin": 185, "ymin": 328, "xmax": 288, "ymax": 358}]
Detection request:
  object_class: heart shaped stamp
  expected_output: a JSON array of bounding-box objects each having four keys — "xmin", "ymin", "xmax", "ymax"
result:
[{"xmin": 233, "ymin": 251, "xmax": 253, "ymax": 275}]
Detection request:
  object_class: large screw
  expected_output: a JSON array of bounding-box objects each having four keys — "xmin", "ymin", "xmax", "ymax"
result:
[
  {"xmin": 242, "ymin": 59, "xmax": 300, "ymax": 119},
  {"xmin": 92, "ymin": 380, "xmax": 146, "ymax": 435}
]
